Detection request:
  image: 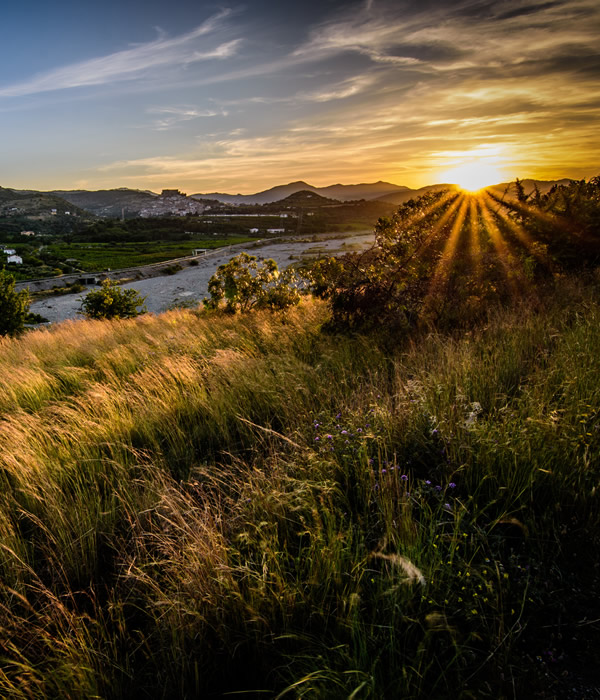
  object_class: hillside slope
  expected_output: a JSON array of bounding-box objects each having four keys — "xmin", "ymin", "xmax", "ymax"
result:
[{"xmin": 0, "ymin": 278, "xmax": 598, "ymax": 697}]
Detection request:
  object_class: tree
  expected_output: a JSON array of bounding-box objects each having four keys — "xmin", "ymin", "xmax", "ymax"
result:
[
  {"xmin": 310, "ymin": 190, "xmax": 454, "ymax": 331},
  {"xmin": 0, "ymin": 268, "xmax": 30, "ymax": 336},
  {"xmin": 204, "ymin": 252, "xmax": 302, "ymax": 313},
  {"xmin": 80, "ymin": 279, "xmax": 147, "ymax": 320}
]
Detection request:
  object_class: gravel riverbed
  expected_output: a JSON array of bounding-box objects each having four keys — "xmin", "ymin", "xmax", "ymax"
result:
[{"xmin": 29, "ymin": 231, "xmax": 374, "ymax": 324}]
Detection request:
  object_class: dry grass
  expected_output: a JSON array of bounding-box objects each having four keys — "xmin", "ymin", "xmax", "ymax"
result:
[{"xmin": 0, "ymin": 285, "xmax": 599, "ymax": 697}]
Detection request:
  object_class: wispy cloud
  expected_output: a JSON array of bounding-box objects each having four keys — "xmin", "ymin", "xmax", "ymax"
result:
[
  {"xmin": 0, "ymin": 10, "xmax": 240, "ymax": 98},
  {"xmin": 147, "ymin": 106, "xmax": 227, "ymax": 130}
]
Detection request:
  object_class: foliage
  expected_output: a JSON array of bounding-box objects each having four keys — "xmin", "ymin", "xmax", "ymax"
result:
[
  {"xmin": 311, "ymin": 177, "xmax": 600, "ymax": 333},
  {"xmin": 310, "ymin": 191, "xmax": 458, "ymax": 331},
  {"xmin": 0, "ymin": 267, "xmax": 30, "ymax": 336},
  {"xmin": 204, "ymin": 251, "xmax": 302, "ymax": 312},
  {"xmin": 80, "ymin": 278, "xmax": 146, "ymax": 319},
  {"xmin": 492, "ymin": 175, "xmax": 600, "ymax": 267}
]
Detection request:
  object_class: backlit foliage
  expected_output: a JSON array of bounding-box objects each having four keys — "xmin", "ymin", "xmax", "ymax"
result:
[
  {"xmin": 311, "ymin": 177, "xmax": 600, "ymax": 332},
  {"xmin": 204, "ymin": 251, "xmax": 301, "ymax": 313}
]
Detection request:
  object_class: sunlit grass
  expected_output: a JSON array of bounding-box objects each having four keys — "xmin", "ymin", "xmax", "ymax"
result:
[{"xmin": 0, "ymin": 273, "xmax": 599, "ymax": 696}]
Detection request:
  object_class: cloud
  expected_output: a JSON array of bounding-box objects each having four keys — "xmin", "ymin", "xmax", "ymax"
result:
[
  {"xmin": 147, "ymin": 106, "xmax": 227, "ymax": 130},
  {"xmin": 0, "ymin": 10, "xmax": 240, "ymax": 98}
]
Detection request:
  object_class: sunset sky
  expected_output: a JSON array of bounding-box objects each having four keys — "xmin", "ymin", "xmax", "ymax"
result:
[{"xmin": 1, "ymin": 0, "xmax": 599, "ymax": 193}]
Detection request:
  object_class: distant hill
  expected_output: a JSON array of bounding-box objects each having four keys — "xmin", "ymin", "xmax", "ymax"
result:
[
  {"xmin": 375, "ymin": 184, "xmax": 459, "ymax": 205},
  {"xmin": 50, "ymin": 188, "xmax": 159, "ymax": 218},
  {"xmin": 0, "ymin": 186, "xmax": 89, "ymax": 218},
  {"xmin": 191, "ymin": 180, "xmax": 409, "ymax": 205},
  {"xmin": 268, "ymin": 190, "xmax": 341, "ymax": 208},
  {"xmin": 375, "ymin": 179, "xmax": 575, "ymax": 205}
]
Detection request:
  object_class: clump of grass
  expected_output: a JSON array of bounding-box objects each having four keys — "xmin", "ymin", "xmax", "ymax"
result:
[{"xmin": 0, "ymin": 280, "xmax": 599, "ymax": 697}]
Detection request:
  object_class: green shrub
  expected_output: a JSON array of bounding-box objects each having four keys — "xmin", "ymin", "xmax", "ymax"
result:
[
  {"xmin": 204, "ymin": 252, "xmax": 302, "ymax": 313},
  {"xmin": 80, "ymin": 278, "xmax": 146, "ymax": 319},
  {"xmin": 0, "ymin": 267, "xmax": 30, "ymax": 336}
]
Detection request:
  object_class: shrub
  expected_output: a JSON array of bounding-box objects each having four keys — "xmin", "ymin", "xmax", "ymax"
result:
[
  {"xmin": 311, "ymin": 177, "xmax": 600, "ymax": 334},
  {"xmin": 80, "ymin": 278, "xmax": 147, "ymax": 320},
  {"xmin": 0, "ymin": 268, "xmax": 31, "ymax": 336},
  {"xmin": 204, "ymin": 252, "xmax": 302, "ymax": 313}
]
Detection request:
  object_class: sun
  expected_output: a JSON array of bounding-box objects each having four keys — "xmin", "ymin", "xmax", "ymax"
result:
[{"xmin": 441, "ymin": 161, "xmax": 504, "ymax": 193}]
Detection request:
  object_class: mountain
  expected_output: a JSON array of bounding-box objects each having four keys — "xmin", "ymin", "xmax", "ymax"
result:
[
  {"xmin": 191, "ymin": 180, "xmax": 409, "ymax": 205},
  {"xmin": 50, "ymin": 188, "xmax": 159, "ymax": 217},
  {"xmin": 0, "ymin": 186, "xmax": 89, "ymax": 218},
  {"xmin": 375, "ymin": 184, "xmax": 459, "ymax": 205},
  {"xmin": 266, "ymin": 190, "xmax": 341, "ymax": 208},
  {"xmin": 375, "ymin": 179, "xmax": 575, "ymax": 205}
]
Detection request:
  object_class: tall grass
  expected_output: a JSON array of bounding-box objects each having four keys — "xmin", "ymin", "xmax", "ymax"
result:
[{"xmin": 0, "ymin": 280, "xmax": 599, "ymax": 697}]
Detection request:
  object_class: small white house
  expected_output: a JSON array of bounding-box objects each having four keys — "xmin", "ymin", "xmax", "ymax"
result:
[
  {"xmin": 20, "ymin": 230, "xmax": 36, "ymax": 237},
  {"xmin": 249, "ymin": 228, "xmax": 259, "ymax": 233},
  {"xmin": 267, "ymin": 228, "xmax": 285, "ymax": 234},
  {"xmin": 3, "ymin": 248, "xmax": 16, "ymax": 255},
  {"xmin": 7, "ymin": 255, "xmax": 23, "ymax": 264}
]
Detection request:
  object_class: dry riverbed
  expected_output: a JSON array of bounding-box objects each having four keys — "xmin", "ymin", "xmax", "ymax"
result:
[{"xmin": 29, "ymin": 231, "xmax": 374, "ymax": 324}]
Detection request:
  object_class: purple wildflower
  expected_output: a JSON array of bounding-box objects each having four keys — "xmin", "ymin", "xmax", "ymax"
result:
[
  {"xmin": 401, "ymin": 474, "xmax": 408, "ymax": 481},
  {"xmin": 449, "ymin": 482, "xmax": 456, "ymax": 489}
]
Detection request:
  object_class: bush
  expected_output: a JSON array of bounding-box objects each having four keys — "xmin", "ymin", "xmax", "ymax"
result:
[
  {"xmin": 311, "ymin": 177, "xmax": 600, "ymax": 334},
  {"xmin": 204, "ymin": 252, "xmax": 302, "ymax": 313},
  {"xmin": 80, "ymin": 279, "xmax": 147, "ymax": 320},
  {"xmin": 0, "ymin": 268, "xmax": 30, "ymax": 336}
]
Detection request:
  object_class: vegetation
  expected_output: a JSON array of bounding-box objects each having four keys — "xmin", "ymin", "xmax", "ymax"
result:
[
  {"xmin": 0, "ymin": 267, "xmax": 31, "ymax": 336},
  {"xmin": 311, "ymin": 177, "xmax": 600, "ymax": 332},
  {"xmin": 204, "ymin": 252, "xmax": 302, "ymax": 313},
  {"xmin": 0, "ymin": 179, "xmax": 598, "ymax": 697},
  {"xmin": 80, "ymin": 278, "xmax": 147, "ymax": 319}
]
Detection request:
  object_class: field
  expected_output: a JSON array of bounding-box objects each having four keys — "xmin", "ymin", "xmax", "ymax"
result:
[
  {"xmin": 46, "ymin": 237, "xmax": 257, "ymax": 271},
  {"xmin": 1, "ymin": 274, "xmax": 599, "ymax": 697}
]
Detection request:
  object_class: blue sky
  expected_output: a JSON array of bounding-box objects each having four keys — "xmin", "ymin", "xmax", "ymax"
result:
[{"xmin": 1, "ymin": 0, "xmax": 599, "ymax": 193}]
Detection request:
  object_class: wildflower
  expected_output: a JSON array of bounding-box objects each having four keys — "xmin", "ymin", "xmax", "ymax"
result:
[
  {"xmin": 435, "ymin": 485, "xmax": 442, "ymax": 492},
  {"xmin": 443, "ymin": 503, "xmax": 452, "ymax": 511},
  {"xmin": 382, "ymin": 469, "xmax": 387, "ymax": 474},
  {"xmin": 315, "ymin": 436, "xmax": 320, "ymax": 441},
  {"xmin": 401, "ymin": 474, "xmax": 408, "ymax": 481},
  {"xmin": 425, "ymin": 480, "xmax": 432, "ymax": 485},
  {"xmin": 341, "ymin": 429, "xmax": 348, "ymax": 435},
  {"xmin": 448, "ymin": 482, "xmax": 456, "ymax": 489},
  {"xmin": 336, "ymin": 413, "xmax": 342, "ymax": 419},
  {"xmin": 326, "ymin": 434, "xmax": 333, "ymax": 440}
]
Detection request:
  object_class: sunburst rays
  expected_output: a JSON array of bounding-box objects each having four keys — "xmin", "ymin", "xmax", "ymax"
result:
[{"xmin": 413, "ymin": 184, "xmax": 560, "ymax": 316}]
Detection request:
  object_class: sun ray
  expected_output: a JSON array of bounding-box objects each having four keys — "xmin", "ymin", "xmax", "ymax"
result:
[
  {"xmin": 423, "ymin": 195, "xmax": 470, "ymax": 313},
  {"xmin": 481, "ymin": 192, "xmax": 553, "ymax": 271},
  {"xmin": 468, "ymin": 196, "xmax": 482, "ymax": 284},
  {"xmin": 477, "ymin": 197, "xmax": 529, "ymax": 298}
]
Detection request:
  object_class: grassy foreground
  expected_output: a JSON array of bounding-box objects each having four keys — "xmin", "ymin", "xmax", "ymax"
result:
[{"xmin": 0, "ymin": 279, "xmax": 599, "ymax": 698}]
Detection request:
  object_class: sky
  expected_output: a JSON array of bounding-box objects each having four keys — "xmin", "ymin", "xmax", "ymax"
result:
[{"xmin": 1, "ymin": 0, "xmax": 599, "ymax": 193}]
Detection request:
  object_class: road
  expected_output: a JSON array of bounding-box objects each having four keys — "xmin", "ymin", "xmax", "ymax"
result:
[{"xmin": 29, "ymin": 231, "xmax": 374, "ymax": 324}]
